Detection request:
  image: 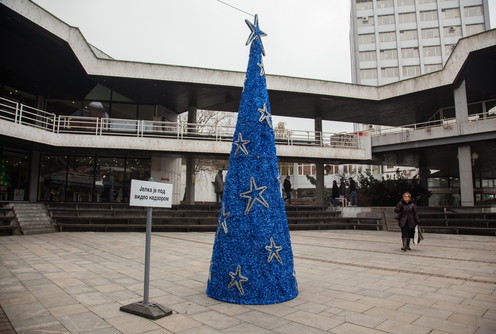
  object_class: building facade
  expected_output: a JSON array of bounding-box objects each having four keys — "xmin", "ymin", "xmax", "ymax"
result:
[{"xmin": 350, "ymin": 0, "xmax": 490, "ymax": 85}]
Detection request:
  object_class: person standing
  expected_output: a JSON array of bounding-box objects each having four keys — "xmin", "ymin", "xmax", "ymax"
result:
[
  {"xmin": 394, "ymin": 192, "xmax": 420, "ymax": 251},
  {"xmin": 331, "ymin": 180, "xmax": 339, "ymax": 206},
  {"xmin": 214, "ymin": 169, "xmax": 224, "ymax": 203},
  {"xmin": 283, "ymin": 175, "xmax": 292, "ymax": 205},
  {"xmin": 348, "ymin": 177, "xmax": 357, "ymax": 206}
]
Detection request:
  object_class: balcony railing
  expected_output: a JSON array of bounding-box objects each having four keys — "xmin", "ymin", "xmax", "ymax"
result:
[{"xmin": 0, "ymin": 96, "xmax": 361, "ymax": 149}]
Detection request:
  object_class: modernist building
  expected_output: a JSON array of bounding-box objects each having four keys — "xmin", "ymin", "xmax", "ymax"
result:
[
  {"xmin": 350, "ymin": 0, "xmax": 491, "ymax": 85},
  {"xmin": 1, "ymin": 0, "xmax": 495, "ymax": 207}
]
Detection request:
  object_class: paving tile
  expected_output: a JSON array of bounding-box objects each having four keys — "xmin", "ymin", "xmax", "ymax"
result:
[
  {"xmin": 190, "ymin": 310, "xmax": 241, "ymax": 330},
  {"xmin": 105, "ymin": 314, "xmax": 162, "ymax": 334},
  {"xmin": 154, "ymin": 313, "xmax": 203, "ymax": 332},
  {"xmin": 235, "ymin": 310, "xmax": 289, "ymax": 330}
]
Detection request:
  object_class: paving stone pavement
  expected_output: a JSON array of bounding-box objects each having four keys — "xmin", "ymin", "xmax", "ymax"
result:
[{"xmin": 0, "ymin": 230, "xmax": 495, "ymax": 334}]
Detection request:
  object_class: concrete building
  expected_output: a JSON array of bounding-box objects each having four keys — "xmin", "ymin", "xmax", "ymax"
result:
[
  {"xmin": 350, "ymin": 0, "xmax": 490, "ymax": 85},
  {"xmin": 1, "ymin": 0, "xmax": 495, "ymax": 208}
]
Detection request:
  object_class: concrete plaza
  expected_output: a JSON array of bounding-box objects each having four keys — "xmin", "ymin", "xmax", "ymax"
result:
[{"xmin": 0, "ymin": 230, "xmax": 495, "ymax": 334}]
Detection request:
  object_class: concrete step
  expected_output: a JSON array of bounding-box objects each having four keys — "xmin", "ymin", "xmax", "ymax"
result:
[{"xmin": 13, "ymin": 203, "xmax": 57, "ymax": 235}]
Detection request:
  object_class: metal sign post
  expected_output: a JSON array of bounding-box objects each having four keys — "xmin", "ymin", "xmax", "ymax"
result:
[{"xmin": 120, "ymin": 178, "xmax": 173, "ymax": 320}]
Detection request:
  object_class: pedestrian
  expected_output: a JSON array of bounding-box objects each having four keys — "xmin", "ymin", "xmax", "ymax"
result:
[
  {"xmin": 348, "ymin": 177, "xmax": 357, "ymax": 206},
  {"xmin": 283, "ymin": 175, "xmax": 292, "ymax": 205},
  {"xmin": 394, "ymin": 192, "xmax": 420, "ymax": 251},
  {"xmin": 331, "ymin": 180, "xmax": 339, "ymax": 206},
  {"xmin": 214, "ymin": 169, "xmax": 224, "ymax": 203}
]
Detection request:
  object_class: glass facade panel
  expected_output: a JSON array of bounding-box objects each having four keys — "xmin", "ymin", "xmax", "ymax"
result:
[
  {"xmin": 360, "ymin": 68, "xmax": 378, "ymax": 79},
  {"xmin": 66, "ymin": 156, "xmax": 95, "ymax": 202},
  {"xmin": 111, "ymin": 103, "xmax": 137, "ymax": 119},
  {"xmin": 464, "ymin": 6, "xmax": 483, "ymax": 17},
  {"xmin": 419, "ymin": 10, "xmax": 438, "ymax": 21},
  {"xmin": 401, "ymin": 47, "xmax": 419, "ymax": 58},
  {"xmin": 381, "ymin": 67, "xmax": 399, "ymax": 78},
  {"xmin": 423, "ymin": 46, "xmax": 441, "ymax": 57},
  {"xmin": 398, "ymin": 12, "xmax": 416, "ymax": 23},
  {"xmin": 466, "ymin": 24, "xmax": 484, "ymax": 36},
  {"xmin": 379, "ymin": 31, "xmax": 396, "ymax": 42},
  {"xmin": 359, "ymin": 51, "xmax": 377, "ymax": 61},
  {"xmin": 442, "ymin": 8, "xmax": 460, "ymax": 19},
  {"xmin": 356, "ymin": 0, "xmax": 373, "ymax": 10},
  {"xmin": 95, "ymin": 157, "xmax": 125, "ymax": 202},
  {"xmin": 402, "ymin": 65, "xmax": 421, "ymax": 77},
  {"xmin": 421, "ymin": 27, "xmax": 440, "ymax": 39},
  {"xmin": 424, "ymin": 64, "xmax": 443, "ymax": 73},
  {"xmin": 380, "ymin": 49, "xmax": 398, "ymax": 60},
  {"xmin": 400, "ymin": 30, "xmax": 418, "ymax": 41},
  {"xmin": 358, "ymin": 33, "xmax": 376, "ymax": 44},
  {"xmin": 378, "ymin": 15, "xmax": 395, "ymax": 25},
  {"xmin": 39, "ymin": 155, "xmax": 68, "ymax": 201},
  {"xmin": 0, "ymin": 150, "xmax": 30, "ymax": 201}
]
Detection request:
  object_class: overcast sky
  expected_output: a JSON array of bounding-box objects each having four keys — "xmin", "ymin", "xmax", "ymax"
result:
[{"xmin": 31, "ymin": 0, "xmax": 496, "ymax": 132}]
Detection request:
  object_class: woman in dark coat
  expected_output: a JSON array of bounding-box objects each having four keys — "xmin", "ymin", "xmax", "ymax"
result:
[{"xmin": 394, "ymin": 192, "xmax": 420, "ymax": 251}]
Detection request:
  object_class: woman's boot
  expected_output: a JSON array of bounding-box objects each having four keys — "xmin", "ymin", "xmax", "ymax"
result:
[
  {"xmin": 401, "ymin": 238, "xmax": 407, "ymax": 251},
  {"xmin": 406, "ymin": 238, "xmax": 411, "ymax": 250}
]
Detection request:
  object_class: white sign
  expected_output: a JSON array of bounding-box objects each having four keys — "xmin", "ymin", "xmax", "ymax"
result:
[{"xmin": 129, "ymin": 179, "xmax": 173, "ymax": 208}]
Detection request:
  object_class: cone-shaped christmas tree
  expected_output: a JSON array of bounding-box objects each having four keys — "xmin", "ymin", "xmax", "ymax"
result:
[{"xmin": 206, "ymin": 15, "xmax": 298, "ymax": 305}]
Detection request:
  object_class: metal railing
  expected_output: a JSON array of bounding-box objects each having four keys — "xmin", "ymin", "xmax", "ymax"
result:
[
  {"xmin": 368, "ymin": 112, "xmax": 496, "ymax": 137},
  {"xmin": 0, "ymin": 96, "xmax": 361, "ymax": 149}
]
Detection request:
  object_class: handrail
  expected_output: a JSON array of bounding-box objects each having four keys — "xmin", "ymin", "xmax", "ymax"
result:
[{"xmin": 0, "ymin": 96, "xmax": 365, "ymax": 149}]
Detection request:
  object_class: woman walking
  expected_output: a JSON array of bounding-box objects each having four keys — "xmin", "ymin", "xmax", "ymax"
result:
[{"xmin": 394, "ymin": 192, "xmax": 420, "ymax": 251}]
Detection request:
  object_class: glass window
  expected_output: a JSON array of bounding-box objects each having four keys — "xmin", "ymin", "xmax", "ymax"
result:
[
  {"xmin": 39, "ymin": 155, "xmax": 68, "ymax": 201},
  {"xmin": 357, "ymin": 16, "xmax": 374, "ymax": 26},
  {"xmin": 466, "ymin": 24, "xmax": 485, "ymax": 36},
  {"xmin": 377, "ymin": 0, "xmax": 393, "ymax": 8},
  {"xmin": 418, "ymin": 0, "xmax": 435, "ymax": 3},
  {"xmin": 110, "ymin": 103, "xmax": 137, "ymax": 119},
  {"xmin": 421, "ymin": 27, "xmax": 440, "ymax": 39},
  {"xmin": 379, "ymin": 31, "xmax": 396, "ymax": 42},
  {"xmin": 443, "ymin": 25, "xmax": 461, "ymax": 37},
  {"xmin": 401, "ymin": 47, "xmax": 419, "ymax": 58},
  {"xmin": 442, "ymin": 8, "xmax": 460, "ymax": 19},
  {"xmin": 358, "ymin": 33, "xmax": 376, "ymax": 44},
  {"xmin": 419, "ymin": 10, "xmax": 438, "ymax": 21},
  {"xmin": 95, "ymin": 157, "xmax": 125, "ymax": 202},
  {"xmin": 423, "ymin": 46, "xmax": 441, "ymax": 57},
  {"xmin": 402, "ymin": 65, "xmax": 421, "ymax": 77},
  {"xmin": 464, "ymin": 6, "xmax": 483, "ymax": 17},
  {"xmin": 398, "ymin": 0, "xmax": 414, "ymax": 5},
  {"xmin": 66, "ymin": 156, "xmax": 95, "ymax": 202},
  {"xmin": 380, "ymin": 49, "xmax": 398, "ymax": 60},
  {"xmin": 398, "ymin": 12, "xmax": 416, "ymax": 23},
  {"xmin": 360, "ymin": 68, "xmax": 378, "ymax": 80},
  {"xmin": 138, "ymin": 105, "xmax": 155, "ymax": 120},
  {"xmin": 356, "ymin": 0, "xmax": 373, "ymax": 10},
  {"xmin": 381, "ymin": 67, "xmax": 399, "ymax": 78},
  {"xmin": 378, "ymin": 15, "xmax": 395, "ymax": 25},
  {"xmin": 424, "ymin": 64, "xmax": 443, "ymax": 73},
  {"xmin": 359, "ymin": 51, "xmax": 377, "ymax": 62},
  {"xmin": 0, "ymin": 150, "xmax": 30, "ymax": 201},
  {"xmin": 400, "ymin": 30, "xmax": 418, "ymax": 41},
  {"xmin": 2, "ymin": 85, "xmax": 36, "ymax": 108}
]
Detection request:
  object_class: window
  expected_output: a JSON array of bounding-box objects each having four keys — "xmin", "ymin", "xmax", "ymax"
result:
[
  {"xmin": 111, "ymin": 103, "xmax": 137, "ymax": 119},
  {"xmin": 381, "ymin": 67, "xmax": 399, "ymax": 78},
  {"xmin": 398, "ymin": 12, "xmax": 416, "ymax": 23},
  {"xmin": 378, "ymin": 15, "xmax": 395, "ymax": 25},
  {"xmin": 379, "ymin": 31, "xmax": 396, "ymax": 42},
  {"xmin": 402, "ymin": 65, "xmax": 421, "ymax": 77},
  {"xmin": 418, "ymin": 0, "xmax": 435, "ymax": 3},
  {"xmin": 357, "ymin": 16, "xmax": 374, "ymax": 26},
  {"xmin": 356, "ymin": 0, "xmax": 372, "ymax": 10},
  {"xmin": 298, "ymin": 163, "xmax": 316, "ymax": 176},
  {"xmin": 419, "ymin": 10, "xmax": 438, "ymax": 21},
  {"xmin": 400, "ymin": 30, "xmax": 418, "ymax": 41},
  {"xmin": 443, "ymin": 25, "xmax": 461, "ymax": 37},
  {"xmin": 359, "ymin": 51, "xmax": 377, "ymax": 62},
  {"xmin": 445, "ymin": 44, "xmax": 455, "ymax": 56},
  {"xmin": 424, "ymin": 64, "xmax": 442, "ymax": 73},
  {"xmin": 358, "ymin": 33, "xmax": 376, "ymax": 44},
  {"xmin": 442, "ymin": 8, "xmax": 460, "ymax": 19},
  {"xmin": 421, "ymin": 27, "xmax": 440, "ymax": 39},
  {"xmin": 398, "ymin": 0, "xmax": 414, "ymax": 5},
  {"xmin": 464, "ymin": 6, "xmax": 483, "ymax": 17},
  {"xmin": 401, "ymin": 47, "xmax": 419, "ymax": 58},
  {"xmin": 377, "ymin": 0, "xmax": 393, "ymax": 8},
  {"xmin": 423, "ymin": 46, "xmax": 441, "ymax": 57},
  {"xmin": 380, "ymin": 49, "xmax": 398, "ymax": 60},
  {"xmin": 360, "ymin": 68, "xmax": 378, "ymax": 80},
  {"xmin": 466, "ymin": 24, "xmax": 485, "ymax": 36}
]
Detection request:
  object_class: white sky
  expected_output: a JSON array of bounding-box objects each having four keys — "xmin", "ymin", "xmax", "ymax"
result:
[{"xmin": 31, "ymin": 0, "xmax": 496, "ymax": 132}]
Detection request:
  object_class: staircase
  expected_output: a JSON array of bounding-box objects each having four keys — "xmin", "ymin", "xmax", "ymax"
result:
[{"xmin": 13, "ymin": 203, "xmax": 57, "ymax": 235}]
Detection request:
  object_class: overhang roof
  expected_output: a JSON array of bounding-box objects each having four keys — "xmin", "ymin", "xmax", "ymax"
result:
[{"xmin": 1, "ymin": 0, "xmax": 495, "ymax": 128}]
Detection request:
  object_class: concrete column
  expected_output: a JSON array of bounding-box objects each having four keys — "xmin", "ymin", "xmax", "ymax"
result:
[
  {"xmin": 29, "ymin": 151, "xmax": 40, "ymax": 202},
  {"xmin": 458, "ymin": 145, "xmax": 474, "ymax": 207},
  {"xmin": 314, "ymin": 117, "xmax": 323, "ymax": 146},
  {"xmin": 183, "ymin": 106, "xmax": 198, "ymax": 204},
  {"xmin": 150, "ymin": 157, "xmax": 182, "ymax": 205},
  {"xmin": 315, "ymin": 163, "xmax": 325, "ymax": 206},
  {"xmin": 183, "ymin": 157, "xmax": 196, "ymax": 204},
  {"xmin": 454, "ymin": 80, "xmax": 469, "ymax": 123}
]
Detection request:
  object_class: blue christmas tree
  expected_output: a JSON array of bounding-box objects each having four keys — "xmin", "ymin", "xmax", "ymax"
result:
[{"xmin": 206, "ymin": 15, "xmax": 298, "ymax": 305}]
